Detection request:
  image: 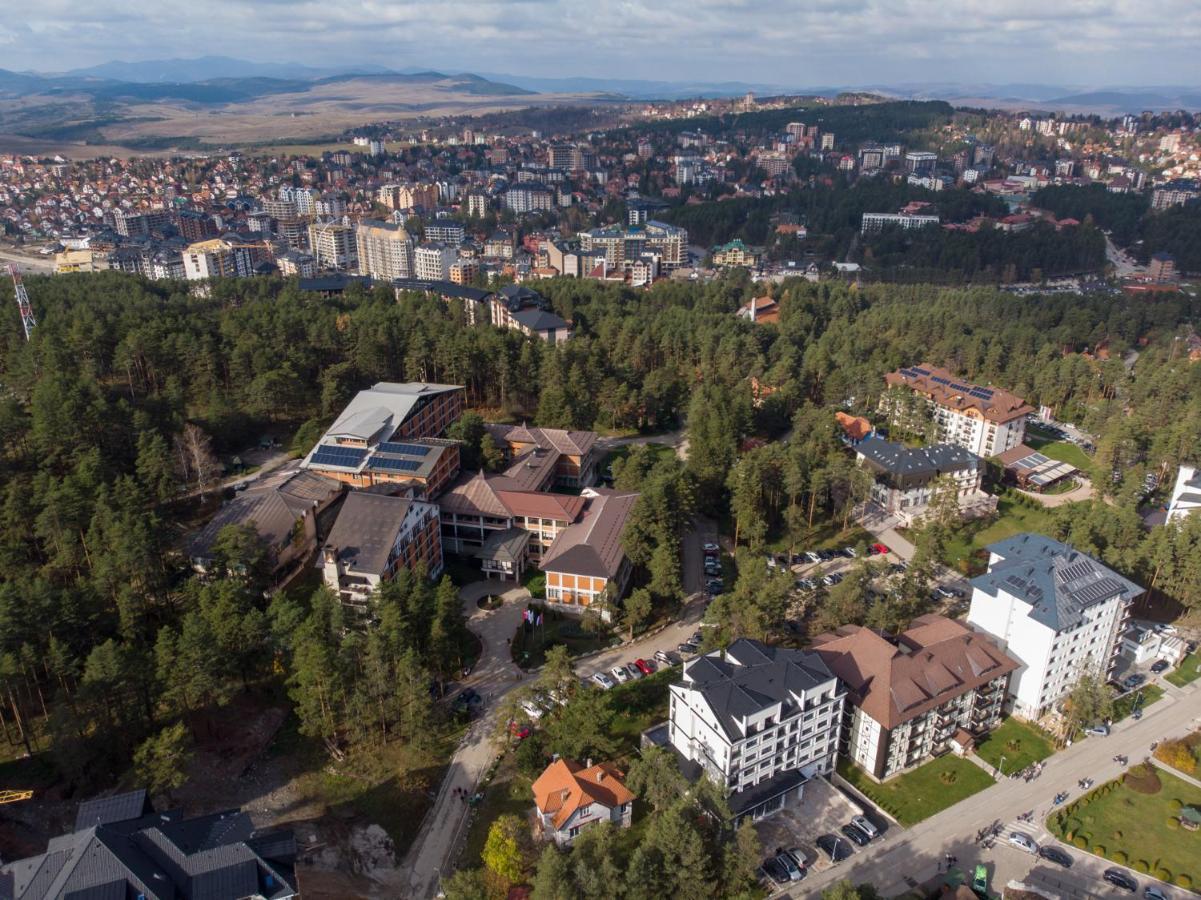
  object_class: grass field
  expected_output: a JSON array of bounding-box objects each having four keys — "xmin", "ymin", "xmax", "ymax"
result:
[
  {"xmin": 942, "ymin": 494, "xmax": 1060, "ymax": 573},
  {"xmin": 1166, "ymin": 651, "xmax": 1201, "ymax": 687},
  {"xmin": 1050, "ymin": 768, "xmax": 1201, "ymax": 889},
  {"xmin": 1025, "ymin": 435, "xmax": 1094, "ymax": 472},
  {"xmin": 1113, "ymin": 683, "xmax": 1165, "ymax": 722},
  {"xmin": 974, "ymin": 718, "xmax": 1057, "ymax": 775},
  {"xmin": 837, "ymin": 756, "xmax": 995, "ymax": 826},
  {"xmin": 608, "ymin": 668, "xmax": 674, "ymax": 756}
]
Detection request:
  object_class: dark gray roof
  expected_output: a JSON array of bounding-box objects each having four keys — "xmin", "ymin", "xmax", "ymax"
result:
[
  {"xmin": 298, "ymin": 274, "xmax": 374, "ymax": 293},
  {"xmin": 510, "ymin": 305, "xmax": 570, "ymax": 333},
  {"xmin": 680, "ymin": 639, "xmax": 839, "ymax": 741},
  {"xmin": 857, "ymin": 437, "xmax": 979, "ymax": 479},
  {"xmin": 392, "ymin": 278, "xmax": 492, "ymax": 303},
  {"xmin": 74, "ymin": 790, "xmax": 152, "ymax": 832},
  {"xmin": 971, "ymin": 533, "xmax": 1143, "ymax": 631},
  {"xmin": 323, "ymin": 492, "xmax": 415, "ymax": 576}
]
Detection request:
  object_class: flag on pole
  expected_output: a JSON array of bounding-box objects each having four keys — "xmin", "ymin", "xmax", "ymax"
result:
[{"xmin": 536, "ymin": 613, "xmax": 543, "ymax": 626}]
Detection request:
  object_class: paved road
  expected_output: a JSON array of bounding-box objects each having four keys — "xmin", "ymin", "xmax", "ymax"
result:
[
  {"xmin": 778, "ymin": 679, "xmax": 1201, "ymax": 898},
  {"xmin": 1017, "ymin": 478, "xmax": 1095, "ymax": 508},
  {"xmin": 596, "ymin": 428, "xmax": 689, "ymax": 461},
  {"xmin": 0, "ymin": 248, "xmax": 54, "ymax": 275}
]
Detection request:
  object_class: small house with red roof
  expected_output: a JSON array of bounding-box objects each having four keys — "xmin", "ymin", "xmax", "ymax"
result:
[{"xmin": 532, "ymin": 759, "xmax": 634, "ymax": 846}]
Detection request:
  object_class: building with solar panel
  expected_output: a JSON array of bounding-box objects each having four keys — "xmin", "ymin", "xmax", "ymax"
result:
[
  {"xmin": 301, "ymin": 382, "xmax": 465, "ymax": 496},
  {"xmin": 967, "ymin": 534, "xmax": 1142, "ymax": 720},
  {"xmin": 884, "ymin": 364, "xmax": 1034, "ymax": 458}
]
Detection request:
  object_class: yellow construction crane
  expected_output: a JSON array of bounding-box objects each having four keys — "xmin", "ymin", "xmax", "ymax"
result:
[{"xmin": 0, "ymin": 790, "xmax": 33, "ymax": 804}]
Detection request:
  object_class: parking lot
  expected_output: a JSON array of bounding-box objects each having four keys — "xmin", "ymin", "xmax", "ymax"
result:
[{"xmin": 754, "ymin": 777, "xmax": 883, "ymax": 890}]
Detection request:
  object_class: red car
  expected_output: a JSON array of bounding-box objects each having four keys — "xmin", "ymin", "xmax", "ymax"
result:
[
  {"xmin": 509, "ymin": 721, "xmax": 531, "ymax": 740},
  {"xmin": 871, "ymin": 543, "xmax": 890, "ymax": 555},
  {"xmin": 633, "ymin": 658, "xmax": 655, "ymax": 676}
]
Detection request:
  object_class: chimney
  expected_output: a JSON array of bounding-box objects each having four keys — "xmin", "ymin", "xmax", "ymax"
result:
[
  {"xmin": 595, "ymin": 769, "xmax": 604, "ymax": 782},
  {"xmin": 750, "ymin": 298, "xmax": 757, "ymax": 323},
  {"xmin": 586, "ymin": 757, "xmax": 593, "ymax": 769}
]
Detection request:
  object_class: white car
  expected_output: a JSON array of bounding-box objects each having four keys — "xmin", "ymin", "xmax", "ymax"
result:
[
  {"xmin": 591, "ymin": 672, "xmax": 615, "ymax": 690},
  {"xmin": 520, "ymin": 700, "xmax": 544, "ymax": 720},
  {"xmin": 1008, "ymin": 832, "xmax": 1038, "ymax": 854},
  {"xmin": 850, "ymin": 815, "xmax": 878, "ymax": 839},
  {"xmin": 625, "ymin": 663, "xmax": 644, "ymax": 680},
  {"xmin": 611, "ymin": 666, "xmax": 631, "ymax": 684}
]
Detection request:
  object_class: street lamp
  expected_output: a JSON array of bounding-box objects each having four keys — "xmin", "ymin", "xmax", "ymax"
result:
[{"xmin": 998, "ymin": 754, "xmax": 1006, "ymax": 778}]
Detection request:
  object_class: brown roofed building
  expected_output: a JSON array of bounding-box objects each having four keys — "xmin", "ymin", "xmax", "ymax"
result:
[
  {"xmin": 541, "ymin": 488, "xmax": 638, "ymax": 612},
  {"xmin": 532, "ymin": 759, "xmax": 634, "ymax": 846},
  {"xmin": 835, "ymin": 411, "xmax": 874, "ymax": 445},
  {"xmin": 736, "ymin": 295, "xmax": 780, "ymax": 324},
  {"xmin": 812, "ymin": 615, "xmax": 1018, "ymax": 780},
  {"xmin": 485, "ymin": 423, "xmax": 599, "ymax": 488},
  {"xmin": 883, "ymin": 364, "xmax": 1033, "ymax": 457}
]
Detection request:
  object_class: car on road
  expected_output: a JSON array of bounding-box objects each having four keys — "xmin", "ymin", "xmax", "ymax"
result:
[
  {"xmin": 1037, "ymin": 845, "xmax": 1072, "ymax": 868},
  {"xmin": 703, "ymin": 542, "xmax": 720, "ymax": 554},
  {"xmin": 654, "ymin": 649, "xmax": 680, "ymax": 666},
  {"xmin": 611, "ymin": 666, "xmax": 631, "ymax": 684},
  {"xmin": 591, "ymin": 672, "xmax": 615, "ymax": 690},
  {"xmin": 1123, "ymin": 673, "xmax": 1146, "ymax": 690},
  {"xmin": 633, "ymin": 658, "xmax": 655, "ymax": 676},
  {"xmin": 850, "ymin": 815, "xmax": 879, "ymax": 839},
  {"xmin": 1007, "ymin": 832, "xmax": 1038, "ymax": 854},
  {"xmin": 1103, "ymin": 868, "xmax": 1138, "ymax": 892},
  {"xmin": 774, "ymin": 850, "xmax": 803, "ymax": 881},
  {"xmin": 1144, "ymin": 886, "xmax": 1170, "ymax": 900},
  {"xmin": 840, "ymin": 823, "xmax": 871, "ymax": 846},
  {"xmin": 816, "ymin": 834, "xmax": 852, "ymax": 863},
  {"xmin": 760, "ymin": 856, "xmax": 789, "ymax": 886},
  {"xmin": 1150, "ymin": 659, "xmax": 1170, "ymax": 674},
  {"xmin": 1085, "ymin": 723, "xmax": 1110, "ymax": 736}
]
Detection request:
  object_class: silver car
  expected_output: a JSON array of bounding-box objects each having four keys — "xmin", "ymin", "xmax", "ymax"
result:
[
  {"xmin": 850, "ymin": 815, "xmax": 878, "ymax": 839},
  {"xmin": 1008, "ymin": 832, "xmax": 1038, "ymax": 854}
]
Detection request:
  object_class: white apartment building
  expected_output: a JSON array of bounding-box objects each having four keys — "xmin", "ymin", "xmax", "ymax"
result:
[
  {"xmin": 665, "ymin": 640, "xmax": 844, "ymax": 824},
  {"xmin": 884, "ymin": 364, "xmax": 1033, "ymax": 458},
  {"xmin": 967, "ymin": 534, "xmax": 1141, "ymax": 720},
  {"xmin": 860, "ymin": 212, "xmax": 941, "ymax": 234},
  {"xmin": 308, "ymin": 222, "xmax": 357, "ymax": 271},
  {"xmin": 855, "ymin": 438, "xmax": 995, "ymax": 527},
  {"xmin": 355, "ymin": 219, "xmax": 414, "ymax": 280},
  {"xmin": 414, "ymin": 243, "xmax": 458, "ymax": 281},
  {"xmin": 1167, "ymin": 464, "xmax": 1201, "ymax": 522}
]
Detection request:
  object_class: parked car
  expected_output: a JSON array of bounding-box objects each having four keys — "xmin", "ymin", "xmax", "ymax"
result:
[
  {"xmin": 1150, "ymin": 659, "xmax": 1170, "ymax": 674},
  {"xmin": 1038, "ymin": 845, "xmax": 1073, "ymax": 868},
  {"xmin": 591, "ymin": 672, "xmax": 615, "ymax": 690},
  {"xmin": 841, "ymin": 823, "xmax": 871, "ymax": 847},
  {"xmin": 520, "ymin": 700, "xmax": 545, "ymax": 720},
  {"xmin": 816, "ymin": 834, "xmax": 852, "ymax": 862},
  {"xmin": 842, "ymin": 546, "xmax": 858, "ymax": 557},
  {"xmin": 871, "ymin": 542, "xmax": 890, "ymax": 555},
  {"xmin": 509, "ymin": 721, "xmax": 531, "ymax": 739},
  {"xmin": 1144, "ymin": 886, "xmax": 1171, "ymax": 900},
  {"xmin": 775, "ymin": 850, "xmax": 803, "ymax": 881},
  {"xmin": 654, "ymin": 649, "xmax": 680, "ymax": 666},
  {"xmin": 850, "ymin": 815, "xmax": 878, "ymax": 839},
  {"xmin": 611, "ymin": 666, "xmax": 631, "ymax": 684},
  {"xmin": 1123, "ymin": 673, "xmax": 1146, "ymax": 690},
  {"xmin": 706, "ymin": 579, "xmax": 724, "ymax": 595},
  {"xmin": 760, "ymin": 856, "xmax": 789, "ymax": 886},
  {"xmin": 704, "ymin": 559, "xmax": 722, "ymax": 574},
  {"xmin": 790, "ymin": 554, "xmax": 806, "ymax": 565},
  {"xmin": 822, "ymin": 573, "xmax": 844, "ymax": 586},
  {"xmin": 934, "ymin": 585, "xmax": 962, "ymax": 599},
  {"xmin": 678, "ymin": 642, "xmax": 699, "ymax": 656},
  {"xmin": 796, "ymin": 578, "xmax": 817, "ymax": 591},
  {"xmin": 703, "ymin": 542, "xmax": 720, "ymax": 555},
  {"xmin": 781, "ymin": 846, "xmax": 808, "ymax": 872},
  {"xmin": 634, "ymin": 658, "xmax": 655, "ymax": 676},
  {"xmin": 1103, "ymin": 868, "xmax": 1138, "ymax": 893},
  {"xmin": 818, "ymin": 550, "xmax": 835, "ymax": 561},
  {"xmin": 1156, "ymin": 623, "xmax": 1178, "ymax": 635},
  {"xmin": 1007, "ymin": 832, "xmax": 1038, "ymax": 853},
  {"xmin": 766, "ymin": 556, "xmax": 779, "ymax": 570},
  {"xmin": 625, "ymin": 663, "xmax": 643, "ymax": 680},
  {"xmin": 805, "ymin": 551, "xmax": 822, "ymax": 563},
  {"xmin": 1085, "ymin": 723, "xmax": 1110, "ymax": 736}
]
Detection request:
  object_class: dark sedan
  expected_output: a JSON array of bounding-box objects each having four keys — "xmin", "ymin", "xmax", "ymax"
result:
[
  {"xmin": 840, "ymin": 823, "xmax": 871, "ymax": 847},
  {"xmin": 1104, "ymin": 868, "xmax": 1138, "ymax": 893},
  {"xmin": 816, "ymin": 834, "xmax": 852, "ymax": 862},
  {"xmin": 1037, "ymin": 845, "xmax": 1073, "ymax": 868}
]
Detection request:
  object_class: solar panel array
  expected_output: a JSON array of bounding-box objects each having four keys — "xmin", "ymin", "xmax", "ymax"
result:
[
  {"xmin": 1073, "ymin": 577, "xmax": 1122, "ymax": 604},
  {"xmin": 376, "ymin": 441, "xmax": 431, "ymax": 457},
  {"xmin": 1058, "ymin": 560, "xmax": 1095, "ymax": 583},
  {"xmin": 310, "ymin": 445, "xmax": 368, "ymax": 468},
  {"xmin": 369, "ymin": 456, "xmax": 422, "ymax": 472}
]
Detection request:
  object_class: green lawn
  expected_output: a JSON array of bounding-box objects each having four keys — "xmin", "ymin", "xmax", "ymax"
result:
[
  {"xmin": 608, "ymin": 669, "xmax": 674, "ymax": 756},
  {"xmin": 1166, "ymin": 651, "xmax": 1201, "ymax": 688},
  {"xmin": 1025, "ymin": 434, "xmax": 1094, "ymax": 472},
  {"xmin": 974, "ymin": 718, "xmax": 1057, "ymax": 775},
  {"xmin": 837, "ymin": 755, "xmax": 995, "ymax": 826},
  {"xmin": 942, "ymin": 494, "xmax": 1061, "ymax": 574},
  {"xmin": 1050, "ymin": 768, "xmax": 1201, "ymax": 889},
  {"xmin": 511, "ymin": 609, "xmax": 618, "ymax": 669},
  {"xmin": 460, "ymin": 751, "xmax": 533, "ymax": 868},
  {"xmin": 1113, "ymin": 684, "xmax": 1165, "ymax": 722}
]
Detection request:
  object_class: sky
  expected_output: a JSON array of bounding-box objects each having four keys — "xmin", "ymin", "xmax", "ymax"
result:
[{"xmin": 1, "ymin": 0, "xmax": 1199, "ymax": 87}]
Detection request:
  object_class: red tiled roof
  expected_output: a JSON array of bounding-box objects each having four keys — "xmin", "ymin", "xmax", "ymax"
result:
[{"xmin": 532, "ymin": 759, "xmax": 634, "ymax": 831}]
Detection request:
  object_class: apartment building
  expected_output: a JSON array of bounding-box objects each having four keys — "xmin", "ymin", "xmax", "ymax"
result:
[
  {"xmin": 711, "ymin": 239, "xmax": 760, "ymax": 268},
  {"xmin": 967, "ymin": 534, "xmax": 1141, "ymax": 720},
  {"xmin": 489, "ymin": 284, "xmax": 572, "ymax": 343},
  {"xmin": 541, "ymin": 487, "xmax": 638, "ymax": 610},
  {"xmin": 485, "ymin": 423, "xmax": 599, "ymax": 488},
  {"xmin": 860, "ymin": 211, "xmax": 940, "ymax": 234},
  {"xmin": 905, "ymin": 151, "xmax": 938, "ymax": 174},
  {"xmin": 813, "ymin": 615, "xmax": 1018, "ymax": 781},
  {"xmin": 355, "ymin": 219, "xmax": 414, "ymax": 280},
  {"xmin": 663, "ymin": 640, "xmax": 844, "ymax": 825},
  {"xmin": 884, "ymin": 363, "xmax": 1033, "ymax": 457},
  {"xmin": 276, "ymin": 251, "xmax": 316, "ymax": 278},
  {"xmin": 308, "ymin": 222, "xmax": 357, "ymax": 271},
  {"xmin": 504, "ymin": 185, "xmax": 555, "ymax": 214},
  {"xmin": 182, "ymin": 236, "xmax": 263, "ymax": 280},
  {"xmin": 578, "ymin": 220, "xmax": 687, "ymax": 273},
  {"xmin": 301, "ymin": 382, "xmax": 465, "ymax": 495},
  {"xmin": 424, "ymin": 221, "xmax": 466, "ymax": 245},
  {"xmin": 465, "ymin": 192, "xmax": 489, "ymax": 218},
  {"xmin": 414, "ymin": 243, "xmax": 458, "ymax": 281},
  {"xmin": 1167, "ymin": 464, "xmax": 1201, "ymax": 521},
  {"xmin": 855, "ymin": 438, "xmax": 994, "ymax": 526},
  {"xmin": 321, "ymin": 492, "xmax": 443, "ymax": 612}
]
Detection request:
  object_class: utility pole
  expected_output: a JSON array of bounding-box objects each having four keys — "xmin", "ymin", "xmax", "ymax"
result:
[{"xmin": 8, "ymin": 264, "xmax": 35, "ymax": 340}]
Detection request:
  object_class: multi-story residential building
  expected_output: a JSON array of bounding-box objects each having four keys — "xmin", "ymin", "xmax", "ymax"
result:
[
  {"xmin": 860, "ymin": 211, "xmax": 940, "ymax": 234},
  {"xmin": 424, "ymin": 221, "xmax": 466, "ymax": 245},
  {"xmin": 308, "ymin": 221, "xmax": 357, "ymax": 271},
  {"xmin": 465, "ymin": 192, "xmax": 489, "ymax": 218},
  {"xmin": 355, "ymin": 219, "xmax": 414, "ymax": 280},
  {"xmin": 854, "ymin": 438, "xmax": 994, "ymax": 526},
  {"xmin": 276, "ymin": 250, "xmax": 316, "ymax": 278},
  {"xmin": 182, "ymin": 236, "xmax": 263, "ymax": 279},
  {"xmin": 176, "ymin": 209, "xmax": 216, "ymax": 242},
  {"xmin": 504, "ymin": 185, "xmax": 555, "ymax": 214},
  {"xmin": 186, "ymin": 469, "xmax": 344, "ymax": 579},
  {"xmin": 884, "ymin": 363, "xmax": 1033, "ymax": 457},
  {"xmin": 398, "ymin": 183, "xmax": 439, "ymax": 212},
  {"xmin": 262, "ymin": 197, "xmax": 299, "ymax": 223},
  {"xmin": 905, "ymin": 151, "xmax": 938, "ymax": 175},
  {"xmin": 449, "ymin": 260, "xmax": 479, "ymax": 285},
  {"xmin": 967, "ymin": 534, "xmax": 1141, "ymax": 720},
  {"xmin": 301, "ymin": 382, "xmax": 465, "ymax": 495},
  {"xmin": 414, "ymin": 243, "xmax": 458, "ymax": 281},
  {"xmin": 1152, "ymin": 179, "xmax": 1199, "ymax": 210},
  {"xmin": 662, "ymin": 639, "xmax": 844, "ymax": 824},
  {"xmin": 711, "ymin": 239, "xmax": 760, "ymax": 268},
  {"xmin": 489, "ymin": 284, "xmax": 572, "ymax": 343},
  {"xmin": 483, "ymin": 229, "xmax": 515, "ymax": 259},
  {"xmin": 321, "ymin": 492, "xmax": 443, "ymax": 611},
  {"xmin": 541, "ymin": 487, "xmax": 638, "ymax": 610},
  {"xmin": 112, "ymin": 207, "xmax": 172, "ymax": 237},
  {"xmin": 485, "ymin": 423, "xmax": 599, "ymax": 488},
  {"xmin": 813, "ymin": 615, "xmax": 1018, "ymax": 781},
  {"xmin": 1167, "ymin": 464, "xmax": 1201, "ymax": 521},
  {"xmin": 0, "ymin": 789, "xmax": 299, "ymax": 900},
  {"xmin": 578, "ymin": 220, "xmax": 687, "ymax": 273},
  {"xmin": 532, "ymin": 759, "xmax": 634, "ymax": 847},
  {"xmin": 821, "ymin": 132, "xmax": 835, "ymax": 150}
]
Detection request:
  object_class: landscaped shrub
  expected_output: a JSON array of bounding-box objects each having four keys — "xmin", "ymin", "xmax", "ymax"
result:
[
  {"xmin": 1134, "ymin": 860, "xmax": 1149, "ymax": 873},
  {"xmin": 1168, "ymin": 798, "xmax": 1183, "ymax": 813},
  {"xmin": 1124, "ymin": 763, "xmax": 1162, "ymax": 794},
  {"xmin": 1094, "ymin": 845, "xmax": 1106, "ymax": 856},
  {"xmin": 1112, "ymin": 851, "xmax": 1127, "ymax": 865},
  {"xmin": 1156, "ymin": 869, "xmax": 1172, "ymax": 883},
  {"xmin": 1176, "ymin": 874, "xmax": 1191, "ymax": 889},
  {"xmin": 1072, "ymin": 835, "xmax": 1087, "ymax": 848},
  {"xmin": 1166, "ymin": 817, "xmax": 1179, "ymax": 829},
  {"xmin": 1112, "ymin": 830, "xmax": 1123, "ymax": 840},
  {"xmin": 939, "ymin": 769, "xmax": 958, "ymax": 785},
  {"xmin": 1155, "ymin": 739, "xmax": 1197, "ymax": 774}
]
